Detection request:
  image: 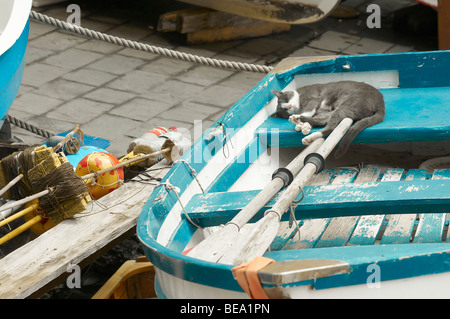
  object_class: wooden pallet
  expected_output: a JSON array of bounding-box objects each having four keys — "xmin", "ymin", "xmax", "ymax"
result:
[{"xmin": 158, "ymin": 8, "xmax": 290, "ymax": 44}]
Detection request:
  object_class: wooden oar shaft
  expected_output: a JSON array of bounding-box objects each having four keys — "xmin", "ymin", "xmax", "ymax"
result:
[
  {"xmin": 187, "ymin": 138, "xmax": 325, "ymax": 261},
  {"xmin": 0, "ymin": 189, "xmax": 50, "ymax": 214},
  {"xmin": 229, "ymin": 138, "xmax": 324, "ymax": 229},
  {"xmin": 0, "ymin": 203, "xmax": 39, "ymax": 228},
  {"xmin": 270, "ymin": 118, "xmax": 353, "ymax": 218},
  {"xmin": 53, "ymin": 124, "xmax": 80, "ymax": 152},
  {"xmin": 82, "ymin": 148, "xmax": 171, "ymax": 180},
  {"xmin": 0, "ymin": 215, "xmax": 42, "ymax": 246},
  {"xmin": 219, "ymin": 118, "xmax": 354, "ymax": 265},
  {"xmin": 0, "ymin": 174, "xmax": 24, "ymax": 199}
]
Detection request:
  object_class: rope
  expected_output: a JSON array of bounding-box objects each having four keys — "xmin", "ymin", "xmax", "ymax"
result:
[
  {"xmin": 29, "ymin": 10, "xmax": 273, "ymax": 74},
  {"xmin": 175, "ymin": 159, "xmax": 204, "ymax": 193},
  {"xmin": 159, "ymin": 181, "xmax": 201, "ymax": 229},
  {"xmin": 6, "ymin": 115, "xmax": 54, "ymax": 139}
]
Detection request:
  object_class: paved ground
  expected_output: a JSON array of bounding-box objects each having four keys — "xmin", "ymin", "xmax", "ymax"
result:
[{"xmin": 11, "ymin": 0, "xmax": 436, "ymax": 158}]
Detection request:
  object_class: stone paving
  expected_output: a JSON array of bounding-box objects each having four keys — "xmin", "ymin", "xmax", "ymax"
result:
[{"xmin": 11, "ymin": 0, "xmax": 436, "ymax": 158}]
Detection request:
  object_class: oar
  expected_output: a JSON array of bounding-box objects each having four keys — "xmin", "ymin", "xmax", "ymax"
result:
[
  {"xmin": 219, "ymin": 118, "xmax": 353, "ymax": 265},
  {"xmin": 186, "ymin": 138, "xmax": 325, "ymax": 262}
]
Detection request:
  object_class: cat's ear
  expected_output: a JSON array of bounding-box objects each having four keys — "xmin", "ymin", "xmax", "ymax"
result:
[{"xmin": 272, "ymin": 90, "xmax": 283, "ymax": 98}]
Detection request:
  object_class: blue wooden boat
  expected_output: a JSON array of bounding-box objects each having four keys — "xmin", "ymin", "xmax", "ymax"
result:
[
  {"xmin": 0, "ymin": 0, "xmax": 32, "ymax": 129},
  {"xmin": 138, "ymin": 50, "xmax": 450, "ymax": 298}
]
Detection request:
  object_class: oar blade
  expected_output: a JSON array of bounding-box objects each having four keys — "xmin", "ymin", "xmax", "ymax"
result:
[
  {"xmin": 218, "ymin": 213, "xmax": 280, "ymax": 265},
  {"xmin": 186, "ymin": 224, "xmax": 239, "ymax": 262}
]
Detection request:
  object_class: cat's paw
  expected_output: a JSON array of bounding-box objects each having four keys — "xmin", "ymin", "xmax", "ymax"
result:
[
  {"xmin": 289, "ymin": 115, "xmax": 302, "ymax": 125},
  {"xmin": 301, "ymin": 122, "xmax": 312, "ymax": 135},
  {"xmin": 294, "ymin": 123, "xmax": 303, "ymax": 132},
  {"xmin": 302, "ymin": 136, "xmax": 313, "ymax": 145},
  {"xmin": 302, "ymin": 132, "xmax": 322, "ymax": 145}
]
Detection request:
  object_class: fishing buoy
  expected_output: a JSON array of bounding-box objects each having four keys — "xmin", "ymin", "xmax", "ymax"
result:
[
  {"xmin": 76, "ymin": 152, "xmax": 124, "ymax": 199},
  {"xmin": 23, "ymin": 200, "xmax": 58, "ymax": 235}
]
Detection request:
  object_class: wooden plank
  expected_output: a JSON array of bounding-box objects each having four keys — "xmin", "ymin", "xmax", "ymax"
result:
[
  {"xmin": 413, "ymin": 169, "xmax": 450, "ymax": 243},
  {"xmin": 348, "ymin": 168, "xmax": 403, "ymax": 246},
  {"xmin": 157, "ymin": 10, "xmax": 181, "ymax": 32},
  {"xmin": 187, "ymin": 173, "xmax": 450, "ymax": 227},
  {"xmin": 159, "ymin": 8, "xmax": 265, "ymax": 34},
  {"xmin": 0, "ymin": 164, "xmax": 169, "ymax": 299},
  {"xmin": 158, "ymin": 7, "xmax": 290, "ymax": 44},
  {"xmin": 438, "ymin": 0, "xmax": 450, "ymax": 50},
  {"xmin": 271, "ymin": 169, "xmax": 334, "ymax": 250},
  {"xmin": 313, "ymin": 168, "xmax": 378, "ymax": 248},
  {"xmin": 380, "ymin": 169, "xmax": 427, "ymax": 245},
  {"xmin": 311, "ymin": 169, "xmax": 358, "ymax": 248},
  {"xmin": 187, "ymin": 22, "xmax": 290, "ymax": 44}
]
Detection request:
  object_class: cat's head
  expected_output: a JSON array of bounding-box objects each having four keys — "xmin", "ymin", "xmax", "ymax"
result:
[{"xmin": 270, "ymin": 90, "xmax": 300, "ymax": 118}]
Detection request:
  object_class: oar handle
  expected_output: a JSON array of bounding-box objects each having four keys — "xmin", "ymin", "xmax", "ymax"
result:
[
  {"xmin": 0, "ymin": 189, "xmax": 50, "ymax": 214},
  {"xmin": 315, "ymin": 118, "xmax": 353, "ymax": 159},
  {"xmin": 53, "ymin": 124, "xmax": 80, "ymax": 152},
  {"xmin": 269, "ymin": 118, "xmax": 353, "ymax": 219},
  {"xmin": 0, "ymin": 174, "xmax": 24, "ymax": 198},
  {"xmin": 228, "ymin": 138, "xmax": 324, "ymax": 230}
]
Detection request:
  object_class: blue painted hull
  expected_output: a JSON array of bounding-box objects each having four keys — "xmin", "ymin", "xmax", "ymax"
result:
[
  {"xmin": 138, "ymin": 50, "xmax": 450, "ymax": 298},
  {"xmin": 0, "ymin": 19, "xmax": 29, "ymax": 128}
]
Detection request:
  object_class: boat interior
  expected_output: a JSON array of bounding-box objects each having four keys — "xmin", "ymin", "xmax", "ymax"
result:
[{"xmin": 182, "ymin": 53, "xmax": 450, "ymax": 254}]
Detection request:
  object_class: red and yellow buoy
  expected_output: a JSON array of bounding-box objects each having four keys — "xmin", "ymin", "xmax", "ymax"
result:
[{"xmin": 75, "ymin": 152, "xmax": 124, "ymax": 199}]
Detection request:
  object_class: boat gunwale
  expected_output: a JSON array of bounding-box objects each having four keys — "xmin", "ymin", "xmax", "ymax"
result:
[{"xmin": 0, "ymin": 0, "xmax": 32, "ymax": 57}]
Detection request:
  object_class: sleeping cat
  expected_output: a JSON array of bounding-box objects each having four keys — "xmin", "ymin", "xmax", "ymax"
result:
[{"xmin": 271, "ymin": 81, "xmax": 385, "ymax": 158}]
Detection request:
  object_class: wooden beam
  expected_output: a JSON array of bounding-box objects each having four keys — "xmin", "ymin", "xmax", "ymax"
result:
[
  {"xmin": 158, "ymin": 7, "xmax": 290, "ymax": 44},
  {"xmin": 186, "ymin": 177, "xmax": 450, "ymax": 227},
  {"xmin": 187, "ymin": 21, "xmax": 290, "ymax": 44},
  {"xmin": 438, "ymin": 0, "xmax": 450, "ymax": 50}
]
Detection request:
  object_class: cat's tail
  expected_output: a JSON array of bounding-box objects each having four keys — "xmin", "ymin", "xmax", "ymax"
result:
[{"xmin": 334, "ymin": 111, "xmax": 385, "ymax": 159}]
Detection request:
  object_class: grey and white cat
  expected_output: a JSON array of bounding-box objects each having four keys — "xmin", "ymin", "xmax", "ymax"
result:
[{"xmin": 271, "ymin": 81, "xmax": 385, "ymax": 158}]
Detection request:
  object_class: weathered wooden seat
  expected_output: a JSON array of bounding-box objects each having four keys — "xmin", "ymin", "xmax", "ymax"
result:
[{"xmin": 257, "ymin": 86, "xmax": 450, "ymax": 148}]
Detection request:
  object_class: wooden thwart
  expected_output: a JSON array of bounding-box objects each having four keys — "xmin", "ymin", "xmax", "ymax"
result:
[
  {"xmin": 158, "ymin": 8, "xmax": 290, "ymax": 44},
  {"xmin": 186, "ymin": 176, "xmax": 450, "ymax": 226}
]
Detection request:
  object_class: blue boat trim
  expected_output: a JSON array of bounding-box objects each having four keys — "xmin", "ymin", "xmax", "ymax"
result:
[
  {"xmin": 206, "ymin": 137, "xmax": 267, "ymax": 193},
  {"xmin": 0, "ymin": 20, "xmax": 29, "ymax": 123},
  {"xmin": 264, "ymin": 244, "xmax": 450, "ymax": 290}
]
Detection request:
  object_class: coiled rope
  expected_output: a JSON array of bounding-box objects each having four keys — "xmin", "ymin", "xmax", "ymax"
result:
[{"xmin": 29, "ymin": 10, "xmax": 274, "ymax": 74}]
